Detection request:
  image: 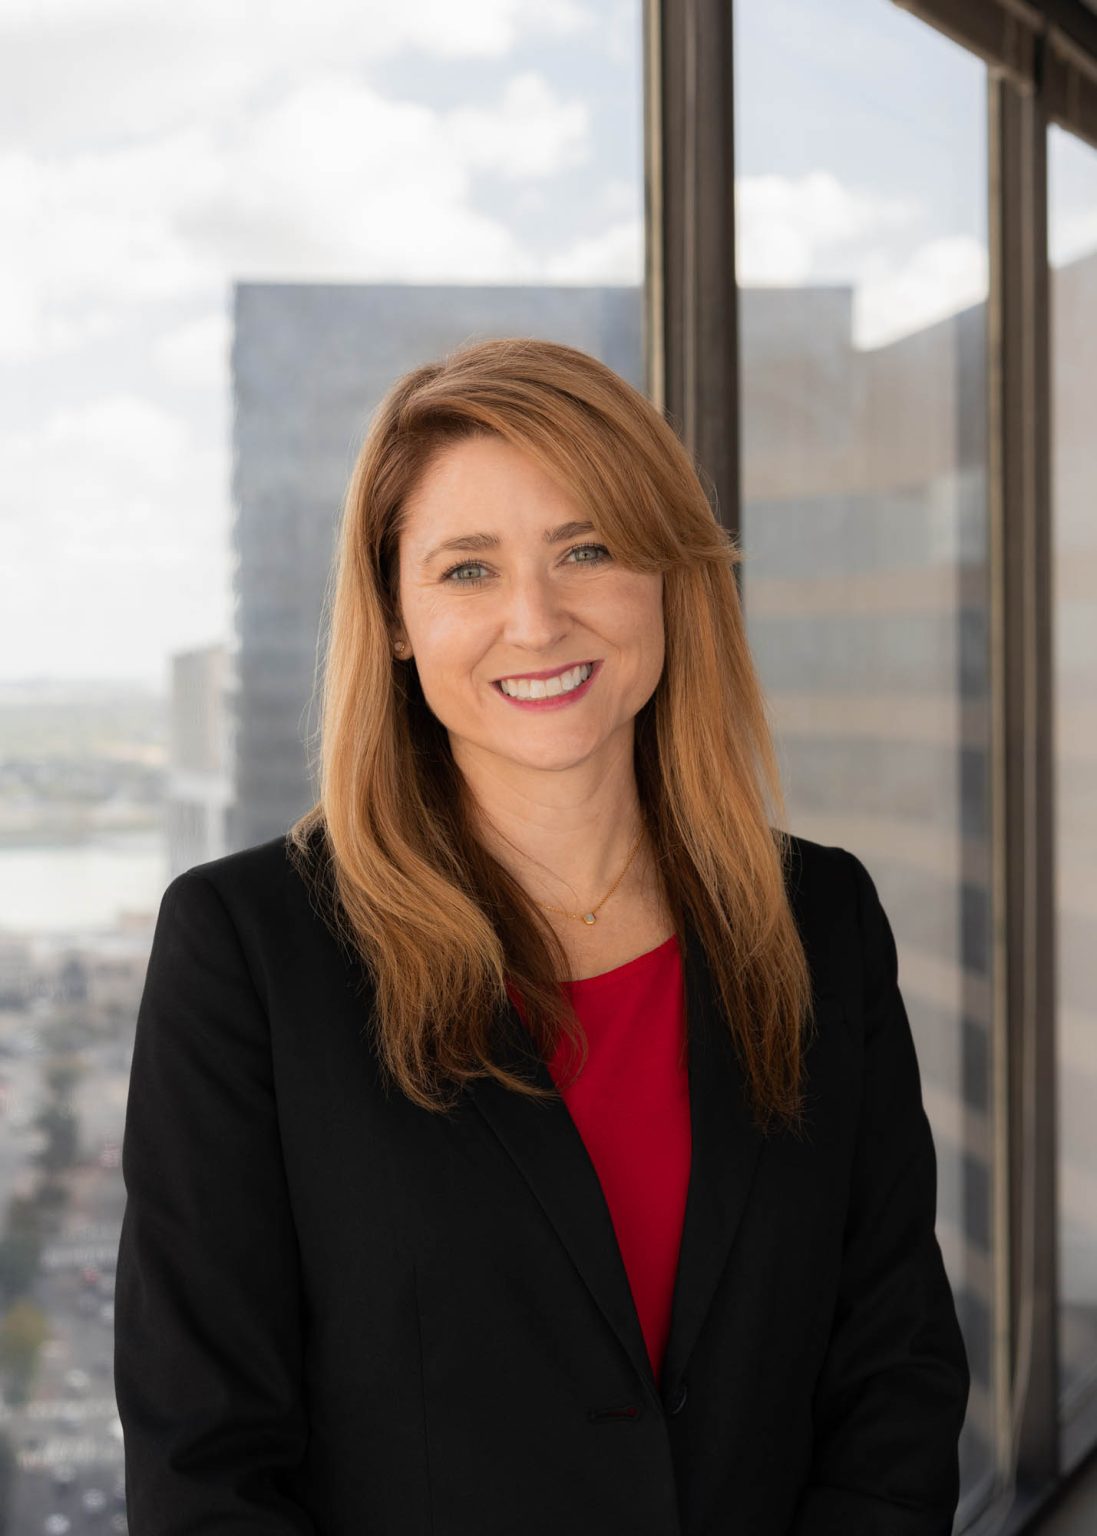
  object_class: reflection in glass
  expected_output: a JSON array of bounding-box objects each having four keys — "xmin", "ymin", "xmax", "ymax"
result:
[
  {"xmin": 733, "ymin": 0, "xmax": 994, "ymax": 1512},
  {"xmin": 1050, "ymin": 123, "xmax": 1097, "ymax": 1431}
]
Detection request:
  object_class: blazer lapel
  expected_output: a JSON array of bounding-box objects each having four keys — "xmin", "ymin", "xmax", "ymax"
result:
[{"xmin": 461, "ymin": 911, "xmax": 766, "ymax": 1412}]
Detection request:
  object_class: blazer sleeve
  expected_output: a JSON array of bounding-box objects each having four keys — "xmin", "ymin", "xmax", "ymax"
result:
[
  {"xmin": 789, "ymin": 850, "xmax": 971, "ymax": 1536},
  {"xmin": 114, "ymin": 870, "xmax": 317, "ymax": 1534}
]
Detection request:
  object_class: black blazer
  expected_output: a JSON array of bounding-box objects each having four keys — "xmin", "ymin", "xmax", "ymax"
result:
[{"xmin": 114, "ymin": 830, "xmax": 970, "ymax": 1536}]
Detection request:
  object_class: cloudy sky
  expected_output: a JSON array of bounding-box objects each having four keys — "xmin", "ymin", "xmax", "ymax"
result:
[{"xmin": 2, "ymin": 0, "xmax": 1095, "ymax": 686}]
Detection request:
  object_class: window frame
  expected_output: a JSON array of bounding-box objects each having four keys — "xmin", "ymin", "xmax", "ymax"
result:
[{"xmin": 645, "ymin": 0, "xmax": 1097, "ymax": 1527}]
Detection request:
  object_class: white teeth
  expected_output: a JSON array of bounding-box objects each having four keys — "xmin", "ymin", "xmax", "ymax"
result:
[{"xmin": 499, "ymin": 662, "xmax": 593, "ymax": 700}]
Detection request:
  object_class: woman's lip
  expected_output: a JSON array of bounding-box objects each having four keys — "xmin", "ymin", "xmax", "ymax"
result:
[
  {"xmin": 492, "ymin": 659, "xmax": 601, "ymax": 706},
  {"xmin": 492, "ymin": 658, "xmax": 599, "ymax": 684}
]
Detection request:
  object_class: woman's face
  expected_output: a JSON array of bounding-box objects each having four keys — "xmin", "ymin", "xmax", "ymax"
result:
[{"xmin": 394, "ymin": 433, "xmax": 665, "ymax": 781}]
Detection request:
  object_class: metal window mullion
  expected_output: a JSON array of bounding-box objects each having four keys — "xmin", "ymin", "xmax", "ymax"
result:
[
  {"xmin": 1044, "ymin": 24, "xmax": 1097, "ymax": 151},
  {"xmin": 988, "ymin": 64, "xmax": 1060, "ymax": 1523},
  {"xmin": 648, "ymin": 0, "xmax": 739, "ymax": 553},
  {"xmin": 643, "ymin": 0, "xmax": 665, "ymax": 416}
]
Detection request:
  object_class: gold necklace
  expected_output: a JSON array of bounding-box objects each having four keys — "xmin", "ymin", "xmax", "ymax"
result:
[{"xmin": 533, "ymin": 827, "xmax": 646, "ymax": 926}]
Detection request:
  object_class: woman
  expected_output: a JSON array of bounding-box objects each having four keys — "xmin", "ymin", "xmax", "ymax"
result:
[{"xmin": 114, "ymin": 336, "xmax": 970, "ymax": 1535}]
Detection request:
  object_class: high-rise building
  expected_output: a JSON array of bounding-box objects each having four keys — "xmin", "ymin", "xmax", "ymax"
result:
[{"xmin": 167, "ymin": 642, "xmax": 232, "ymax": 878}]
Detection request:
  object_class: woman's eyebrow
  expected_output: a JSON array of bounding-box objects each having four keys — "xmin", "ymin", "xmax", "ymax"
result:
[{"xmin": 421, "ymin": 520, "xmax": 597, "ymax": 565}]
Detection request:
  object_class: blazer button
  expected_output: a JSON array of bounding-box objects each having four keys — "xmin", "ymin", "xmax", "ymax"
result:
[{"xmin": 665, "ymin": 1381, "xmax": 687, "ymax": 1415}]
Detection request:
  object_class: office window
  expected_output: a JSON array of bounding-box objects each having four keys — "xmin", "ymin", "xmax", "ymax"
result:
[
  {"xmin": 733, "ymin": 0, "xmax": 994, "ymax": 1513},
  {"xmin": 1050, "ymin": 122, "xmax": 1097, "ymax": 1434},
  {"xmin": 0, "ymin": 4, "xmax": 644, "ymax": 1517}
]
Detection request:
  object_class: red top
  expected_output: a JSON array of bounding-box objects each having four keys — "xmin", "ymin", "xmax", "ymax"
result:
[{"xmin": 505, "ymin": 933, "xmax": 691, "ymax": 1385}]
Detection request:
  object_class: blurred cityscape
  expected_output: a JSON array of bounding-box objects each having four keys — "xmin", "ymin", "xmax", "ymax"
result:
[{"xmin": 0, "ymin": 677, "xmax": 160, "ymax": 1528}]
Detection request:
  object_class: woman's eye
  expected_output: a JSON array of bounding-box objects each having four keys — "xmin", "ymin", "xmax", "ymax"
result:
[{"xmin": 441, "ymin": 542, "xmax": 611, "ymax": 586}]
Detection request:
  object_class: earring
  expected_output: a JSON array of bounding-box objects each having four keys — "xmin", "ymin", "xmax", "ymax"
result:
[{"xmin": 394, "ymin": 641, "xmax": 407, "ymax": 654}]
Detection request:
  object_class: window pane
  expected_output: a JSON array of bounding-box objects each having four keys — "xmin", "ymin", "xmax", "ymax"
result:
[
  {"xmin": 1050, "ymin": 123, "xmax": 1097, "ymax": 1436},
  {"xmin": 733, "ymin": 0, "xmax": 995, "ymax": 1512},
  {"xmin": 0, "ymin": 3, "xmax": 643, "ymax": 1516}
]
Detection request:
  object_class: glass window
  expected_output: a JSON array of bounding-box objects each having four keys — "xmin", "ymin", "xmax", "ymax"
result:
[
  {"xmin": 1049, "ymin": 122, "xmax": 1097, "ymax": 1437},
  {"xmin": 0, "ymin": 4, "xmax": 643, "ymax": 1513},
  {"xmin": 733, "ymin": 0, "xmax": 994, "ymax": 1513}
]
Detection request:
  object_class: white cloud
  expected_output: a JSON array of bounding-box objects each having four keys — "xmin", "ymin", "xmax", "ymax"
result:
[
  {"xmin": 447, "ymin": 71, "xmax": 590, "ymax": 179},
  {"xmin": 0, "ymin": 131, "xmax": 225, "ymax": 361},
  {"xmin": 1, "ymin": 395, "xmax": 230, "ymax": 682},
  {"xmin": 736, "ymin": 170, "xmax": 919, "ymax": 285},
  {"xmin": 735, "ymin": 170, "xmax": 988, "ymax": 348},
  {"xmin": 153, "ymin": 310, "xmax": 232, "ymax": 393},
  {"xmin": 0, "ymin": 0, "xmax": 595, "ymax": 153},
  {"xmin": 0, "ymin": 66, "xmax": 597, "ymax": 364},
  {"xmin": 544, "ymin": 216, "xmax": 642, "ymax": 283},
  {"xmin": 4, "ymin": 395, "xmax": 207, "ymax": 557},
  {"xmin": 600, "ymin": 0, "xmax": 640, "ymax": 67},
  {"xmin": 603, "ymin": 176, "xmax": 640, "ymax": 218},
  {"xmin": 855, "ymin": 233, "xmax": 988, "ymax": 348}
]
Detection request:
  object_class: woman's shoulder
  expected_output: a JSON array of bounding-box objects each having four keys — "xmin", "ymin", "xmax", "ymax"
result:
[
  {"xmin": 165, "ymin": 829, "xmax": 331, "ymax": 945},
  {"xmin": 779, "ymin": 828, "xmax": 862, "ymax": 911},
  {"xmin": 171, "ymin": 831, "xmax": 302, "ymax": 897},
  {"xmin": 776, "ymin": 831, "xmax": 875, "ymax": 1014}
]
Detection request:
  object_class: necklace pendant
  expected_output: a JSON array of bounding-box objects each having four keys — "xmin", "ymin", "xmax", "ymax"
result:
[{"xmin": 582, "ymin": 912, "xmax": 597, "ymax": 925}]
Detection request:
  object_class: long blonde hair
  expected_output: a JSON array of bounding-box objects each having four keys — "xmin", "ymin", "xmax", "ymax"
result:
[{"xmin": 287, "ymin": 336, "xmax": 814, "ymax": 1134}]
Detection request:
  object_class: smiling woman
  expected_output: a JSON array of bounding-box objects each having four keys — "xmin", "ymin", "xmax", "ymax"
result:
[{"xmin": 115, "ymin": 335, "xmax": 969, "ymax": 1535}]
